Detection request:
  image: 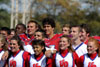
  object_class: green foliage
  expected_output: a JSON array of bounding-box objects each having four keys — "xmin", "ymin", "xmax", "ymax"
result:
[
  {"xmin": 0, "ymin": 0, "xmax": 10, "ymax": 4},
  {"xmin": 55, "ymin": 21, "xmax": 62, "ymax": 33},
  {"xmin": 0, "ymin": 9, "xmax": 10, "ymax": 28},
  {"xmin": 85, "ymin": 11, "xmax": 100, "ymax": 22},
  {"xmin": 31, "ymin": 0, "xmax": 100, "ymax": 35},
  {"xmin": 88, "ymin": 21, "xmax": 100, "ymax": 36},
  {"xmin": 0, "ymin": 0, "xmax": 100, "ymax": 36},
  {"xmin": 0, "ymin": 0, "xmax": 10, "ymax": 28}
]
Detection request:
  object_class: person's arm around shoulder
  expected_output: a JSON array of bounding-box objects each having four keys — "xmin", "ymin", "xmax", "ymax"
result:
[{"xmin": 45, "ymin": 48, "xmax": 57, "ymax": 57}]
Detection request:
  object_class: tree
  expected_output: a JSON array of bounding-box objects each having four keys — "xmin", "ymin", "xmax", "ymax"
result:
[
  {"xmin": 0, "ymin": 9, "xmax": 10, "ymax": 28},
  {"xmin": 0, "ymin": 0, "xmax": 10, "ymax": 28},
  {"xmin": 1, "ymin": 0, "xmax": 100, "ymax": 35}
]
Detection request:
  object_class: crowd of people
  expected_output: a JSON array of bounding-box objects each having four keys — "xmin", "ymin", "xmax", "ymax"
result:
[{"xmin": 0, "ymin": 17, "xmax": 100, "ymax": 67}]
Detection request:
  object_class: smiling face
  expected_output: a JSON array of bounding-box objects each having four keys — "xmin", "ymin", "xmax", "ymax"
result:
[
  {"xmin": 43, "ymin": 24, "xmax": 54, "ymax": 36},
  {"xmin": 34, "ymin": 32, "xmax": 43, "ymax": 40},
  {"xmin": 16, "ymin": 25, "xmax": 25, "ymax": 34},
  {"xmin": 27, "ymin": 22, "xmax": 37, "ymax": 36},
  {"xmin": 87, "ymin": 38, "xmax": 99, "ymax": 54},
  {"xmin": 80, "ymin": 29, "xmax": 89, "ymax": 41},
  {"xmin": 59, "ymin": 37, "xmax": 70, "ymax": 50},
  {"xmin": 70, "ymin": 27, "xmax": 81, "ymax": 40},
  {"xmin": 33, "ymin": 44, "xmax": 44, "ymax": 56},
  {"xmin": 10, "ymin": 40, "xmax": 20, "ymax": 52}
]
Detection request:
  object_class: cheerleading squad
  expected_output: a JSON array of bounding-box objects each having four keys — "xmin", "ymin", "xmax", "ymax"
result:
[{"xmin": 0, "ymin": 17, "xmax": 100, "ymax": 67}]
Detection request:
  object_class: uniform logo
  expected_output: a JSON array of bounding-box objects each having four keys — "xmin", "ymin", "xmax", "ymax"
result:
[
  {"xmin": 88, "ymin": 62, "xmax": 96, "ymax": 67},
  {"xmin": 33, "ymin": 63, "xmax": 40, "ymax": 67},
  {"xmin": 10, "ymin": 60, "xmax": 16, "ymax": 67},
  {"xmin": 60, "ymin": 59, "xmax": 68, "ymax": 67}
]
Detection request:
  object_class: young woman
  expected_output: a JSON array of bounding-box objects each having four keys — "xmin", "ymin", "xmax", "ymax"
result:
[
  {"xmin": 52, "ymin": 35, "xmax": 79, "ymax": 67},
  {"xmin": 0, "ymin": 34, "xmax": 8, "ymax": 67},
  {"xmin": 34, "ymin": 29, "xmax": 46, "ymax": 40},
  {"xmin": 78, "ymin": 38, "xmax": 100, "ymax": 67},
  {"xmin": 8, "ymin": 35, "xmax": 30, "ymax": 67},
  {"xmin": 29, "ymin": 40, "xmax": 52, "ymax": 67}
]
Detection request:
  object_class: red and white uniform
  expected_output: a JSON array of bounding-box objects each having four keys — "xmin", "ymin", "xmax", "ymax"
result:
[
  {"xmin": 84, "ymin": 36, "xmax": 100, "ymax": 44},
  {"xmin": 92, "ymin": 36, "xmax": 100, "ymax": 44},
  {"xmin": 79, "ymin": 52, "xmax": 100, "ymax": 67},
  {"xmin": 72, "ymin": 42, "xmax": 87, "ymax": 57},
  {"xmin": 8, "ymin": 50, "xmax": 30, "ymax": 67},
  {"xmin": 23, "ymin": 44, "xmax": 34, "ymax": 54},
  {"xmin": 0, "ymin": 49, "xmax": 5, "ymax": 67},
  {"xmin": 29, "ymin": 52, "xmax": 52, "ymax": 67},
  {"xmin": 44, "ymin": 33, "xmax": 63, "ymax": 51},
  {"xmin": 18, "ymin": 33, "xmax": 34, "ymax": 54},
  {"xmin": 52, "ymin": 49, "xmax": 79, "ymax": 67},
  {"xmin": 18, "ymin": 33, "xmax": 34, "ymax": 45},
  {"xmin": 84, "ymin": 39, "xmax": 88, "ymax": 45}
]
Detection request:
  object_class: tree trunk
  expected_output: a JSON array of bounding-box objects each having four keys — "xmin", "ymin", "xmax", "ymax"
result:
[{"xmin": 10, "ymin": 0, "xmax": 14, "ymax": 28}]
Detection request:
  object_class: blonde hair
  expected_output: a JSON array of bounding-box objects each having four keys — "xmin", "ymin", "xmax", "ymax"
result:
[
  {"xmin": 0, "ymin": 34, "xmax": 8, "ymax": 50},
  {"xmin": 88, "ymin": 38, "xmax": 100, "ymax": 57}
]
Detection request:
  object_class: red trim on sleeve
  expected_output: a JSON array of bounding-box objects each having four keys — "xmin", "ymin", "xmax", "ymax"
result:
[
  {"xmin": 78, "ymin": 55, "xmax": 84, "ymax": 67},
  {"xmin": 52, "ymin": 53, "xmax": 56, "ymax": 67},
  {"xmin": 23, "ymin": 51, "xmax": 30, "ymax": 67},
  {"xmin": 46, "ymin": 57, "xmax": 52, "ymax": 67},
  {"xmin": 73, "ymin": 51, "xmax": 79, "ymax": 67}
]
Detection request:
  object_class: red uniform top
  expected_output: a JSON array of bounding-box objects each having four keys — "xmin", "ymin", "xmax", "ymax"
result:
[
  {"xmin": 9, "ymin": 50, "xmax": 30, "ymax": 67},
  {"xmin": 52, "ymin": 49, "xmax": 79, "ymax": 67},
  {"xmin": 44, "ymin": 33, "xmax": 63, "ymax": 51},
  {"xmin": 28, "ymin": 52, "xmax": 52, "ymax": 67},
  {"xmin": 18, "ymin": 33, "xmax": 34, "ymax": 45},
  {"xmin": 84, "ymin": 36, "xmax": 100, "ymax": 44},
  {"xmin": 0, "ymin": 48, "xmax": 3, "ymax": 52},
  {"xmin": 92, "ymin": 36, "xmax": 100, "ymax": 44},
  {"xmin": 84, "ymin": 39, "xmax": 88, "ymax": 45},
  {"xmin": 78, "ymin": 52, "xmax": 97, "ymax": 67}
]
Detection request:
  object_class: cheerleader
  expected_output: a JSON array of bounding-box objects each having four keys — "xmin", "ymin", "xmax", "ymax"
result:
[
  {"xmin": 8, "ymin": 36, "xmax": 30, "ymax": 67},
  {"xmin": 29, "ymin": 40, "xmax": 52, "ymax": 67},
  {"xmin": 78, "ymin": 38, "xmax": 100, "ymax": 67},
  {"xmin": 52, "ymin": 35, "xmax": 79, "ymax": 67},
  {"xmin": 0, "ymin": 34, "xmax": 8, "ymax": 67},
  {"xmin": 34, "ymin": 29, "xmax": 46, "ymax": 40}
]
